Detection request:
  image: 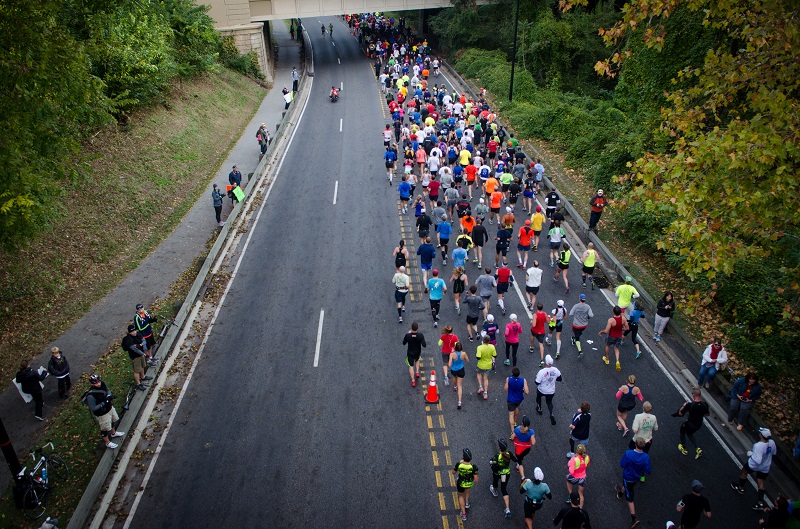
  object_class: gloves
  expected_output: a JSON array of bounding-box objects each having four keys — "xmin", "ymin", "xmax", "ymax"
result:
[{"xmin": 151, "ymin": 316, "xmax": 158, "ymax": 323}]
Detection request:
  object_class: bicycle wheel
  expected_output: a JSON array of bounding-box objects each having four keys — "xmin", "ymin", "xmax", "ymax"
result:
[
  {"xmin": 22, "ymin": 484, "xmax": 46, "ymax": 520},
  {"xmin": 48, "ymin": 454, "xmax": 69, "ymax": 481}
]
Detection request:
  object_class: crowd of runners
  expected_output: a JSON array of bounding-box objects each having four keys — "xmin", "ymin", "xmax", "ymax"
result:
[{"xmin": 355, "ymin": 12, "xmax": 788, "ymax": 529}]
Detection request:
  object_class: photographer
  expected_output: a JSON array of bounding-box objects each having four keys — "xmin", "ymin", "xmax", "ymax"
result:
[{"xmin": 83, "ymin": 375, "xmax": 125, "ymax": 449}]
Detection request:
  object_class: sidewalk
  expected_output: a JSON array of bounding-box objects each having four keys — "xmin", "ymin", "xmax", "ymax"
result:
[{"xmin": 0, "ymin": 21, "xmax": 302, "ymax": 490}]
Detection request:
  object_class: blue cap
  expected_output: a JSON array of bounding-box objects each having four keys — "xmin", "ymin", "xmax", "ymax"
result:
[{"xmin": 579, "ymin": 294, "xmax": 587, "ymax": 301}]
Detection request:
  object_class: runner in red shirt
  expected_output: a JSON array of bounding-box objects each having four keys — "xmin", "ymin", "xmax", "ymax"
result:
[
  {"xmin": 495, "ymin": 264, "xmax": 514, "ymax": 316},
  {"xmin": 465, "ymin": 164, "xmax": 478, "ymax": 200},
  {"xmin": 517, "ymin": 220, "xmax": 534, "ymax": 269},
  {"xmin": 599, "ymin": 305, "xmax": 629, "ymax": 371},
  {"xmin": 438, "ymin": 325, "xmax": 459, "ymax": 387},
  {"xmin": 487, "ymin": 139, "xmax": 499, "ymax": 167},
  {"xmin": 529, "ymin": 303, "xmax": 548, "ymax": 365}
]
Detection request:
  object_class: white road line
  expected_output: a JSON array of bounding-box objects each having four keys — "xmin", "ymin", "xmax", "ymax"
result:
[
  {"xmin": 512, "ymin": 278, "xmax": 531, "ymax": 320},
  {"xmin": 333, "ymin": 181, "xmax": 339, "ymax": 204},
  {"xmin": 332, "ymin": 41, "xmax": 336, "ymax": 47},
  {"xmin": 339, "ymin": 118, "xmax": 343, "ymax": 132},
  {"xmin": 340, "ymin": 81, "xmax": 344, "ymax": 90},
  {"xmin": 120, "ymin": 74, "xmax": 316, "ymax": 529},
  {"xmin": 313, "ymin": 310, "xmax": 325, "ymax": 367},
  {"xmin": 338, "ymin": 58, "xmax": 340, "ymax": 64}
]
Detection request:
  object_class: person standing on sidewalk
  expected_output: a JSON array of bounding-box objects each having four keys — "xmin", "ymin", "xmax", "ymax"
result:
[
  {"xmin": 653, "ymin": 291, "xmax": 676, "ymax": 342},
  {"xmin": 727, "ymin": 372, "xmax": 762, "ymax": 431},
  {"xmin": 505, "ymin": 367, "xmax": 529, "ymax": 436},
  {"xmin": 134, "ymin": 304, "xmax": 158, "ymax": 364},
  {"xmin": 600, "ymin": 306, "xmax": 628, "ymax": 371},
  {"xmin": 403, "ymin": 321, "xmax": 426, "ymax": 387},
  {"xmin": 15, "ymin": 361, "xmax": 48, "ymax": 420},
  {"xmin": 291, "ymin": 66, "xmax": 299, "ymax": 93},
  {"xmin": 47, "ymin": 347, "xmax": 72, "ymax": 399},
  {"xmin": 674, "ymin": 388, "xmax": 709, "ymax": 459},
  {"xmin": 535, "ymin": 355, "xmax": 562, "ymax": 426},
  {"xmin": 676, "ymin": 480, "xmax": 712, "ymax": 529},
  {"xmin": 731, "ymin": 427, "xmax": 777, "ymax": 511},
  {"xmin": 211, "ymin": 184, "xmax": 224, "ymax": 226},
  {"xmin": 615, "ymin": 437, "xmax": 652, "ymax": 529},
  {"xmin": 569, "ymin": 294, "xmax": 593, "ymax": 357},
  {"xmin": 588, "ymin": 189, "xmax": 607, "ymax": 232},
  {"xmin": 83, "ymin": 374, "xmax": 125, "ymax": 449}
]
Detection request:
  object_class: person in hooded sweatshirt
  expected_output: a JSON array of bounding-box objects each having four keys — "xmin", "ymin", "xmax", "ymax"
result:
[{"xmin": 615, "ymin": 437, "xmax": 652, "ymax": 528}]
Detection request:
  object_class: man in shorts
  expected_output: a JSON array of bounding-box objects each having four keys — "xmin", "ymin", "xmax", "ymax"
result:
[
  {"xmin": 525, "ymin": 261, "xmax": 543, "ymax": 310},
  {"xmin": 403, "ymin": 321, "xmax": 427, "ymax": 386},
  {"xmin": 392, "ymin": 266, "xmax": 411, "ymax": 323},
  {"xmin": 581, "ymin": 242, "xmax": 598, "ymax": 290},
  {"xmin": 463, "ymin": 285, "xmax": 485, "ymax": 342},
  {"xmin": 121, "ymin": 324, "xmax": 152, "ymax": 390},
  {"xmin": 475, "ymin": 267, "xmax": 497, "ymax": 320},
  {"xmin": 84, "ymin": 374, "xmax": 125, "ymax": 449},
  {"xmin": 427, "ymin": 269, "xmax": 447, "ymax": 328},
  {"xmin": 495, "ymin": 263, "xmax": 514, "ymax": 315},
  {"xmin": 475, "ymin": 334, "xmax": 497, "ymax": 400},
  {"xmin": 417, "ymin": 236, "xmax": 437, "ymax": 285},
  {"xmin": 505, "ymin": 367, "xmax": 529, "ymax": 436},
  {"xmin": 730, "ymin": 427, "xmax": 777, "ymax": 511},
  {"xmin": 569, "ymin": 294, "xmax": 593, "ymax": 357},
  {"xmin": 530, "ymin": 205, "xmax": 545, "ymax": 251},
  {"xmin": 517, "ymin": 220, "xmax": 534, "ymax": 268},
  {"xmin": 529, "ymin": 302, "xmax": 548, "ymax": 365},
  {"xmin": 615, "ymin": 437, "xmax": 651, "ymax": 528},
  {"xmin": 471, "ymin": 218, "xmax": 489, "ymax": 267},
  {"xmin": 495, "ymin": 223, "xmax": 513, "ymax": 268}
]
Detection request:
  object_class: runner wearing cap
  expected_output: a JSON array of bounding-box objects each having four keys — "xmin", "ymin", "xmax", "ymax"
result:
[
  {"xmin": 535, "ymin": 355, "xmax": 562, "ymax": 426},
  {"xmin": 730, "ymin": 427, "xmax": 777, "ymax": 511},
  {"xmin": 427, "ymin": 269, "xmax": 447, "ymax": 328},
  {"xmin": 520, "ymin": 467, "xmax": 552, "ymax": 529},
  {"xmin": 547, "ymin": 300, "xmax": 568, "ymax": 358},
  {"xmin": 676, "ymin": 480, "xmax": 712, "ymax": 529},
  {"xmin": 503, "ymin": 314, "xmax": 522, "ymax": 366},
  {"xmin": 616, "ymin": 276, "xmax": 640, "ymax": 316},
  {"xmin": 517, "ymin": 220, "xmax": 534, "ymax": 269},
  {"xmin": 569, "ymin": 295, "xmax": 593, "ymax": 357}
]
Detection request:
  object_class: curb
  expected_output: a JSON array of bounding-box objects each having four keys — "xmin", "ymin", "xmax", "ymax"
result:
[{"xmin": 65, "ymin": 27, "xmax": 314, "ymax": 529}]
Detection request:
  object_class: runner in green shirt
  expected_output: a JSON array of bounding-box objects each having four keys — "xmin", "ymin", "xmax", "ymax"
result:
[
  {"xmin": 615, "ymin": 276, "xmax": 640, "ymax": 315},
  {"xmin": 476, "ymin": 334, "xmax": 497, "ymax": 400},
  {"xmin": 453, "ymin": 448, "xmax": 479, "ymax": 521}
]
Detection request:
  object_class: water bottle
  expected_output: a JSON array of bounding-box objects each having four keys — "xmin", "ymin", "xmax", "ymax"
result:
[{"xmin": 41, "ymin": 467, "xmax": 47, "ymax": 482}]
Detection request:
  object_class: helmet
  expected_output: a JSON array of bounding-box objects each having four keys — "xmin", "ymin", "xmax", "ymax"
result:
[
  {"xmin": 498, "ymin": 438, "xmax": 508, "ymax": 451},
  {"xmin": 89, "ymin": 374, "xmax": 101, "ymax": 384},
  {"xmin": 462, "ymin": 448, "xmax": 472, "ymax": 462},
  {"xmin": 136, "ymin": 303, "xmax": 144, "ymax": 310}
]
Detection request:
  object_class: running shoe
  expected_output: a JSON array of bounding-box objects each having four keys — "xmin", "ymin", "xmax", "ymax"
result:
[
  {"xmin": 539, "ymin": 361, "xmax": 545, "ymax": 367},
  {"xmin": 571, "ymin": 336, "xmax": 576, "ymax": 345},
  {"xmin": 550, "ymin": 262, "xmax": 554, "ymax": 268},
  {"xmin": 490, "ymin": 485, "xmax": 498, "ymax": 497},
  {"xmin": 639, "ymin": 475, "xmax": 645, "ymax": 483},
  {"xmin": 615, "ymin": 361, "xmax": 621, "ymax": 371},
  {"xmin": 465, "ymin": 503, "xmax": 471, "ymax": 510},
  {"xmin": 635, "ymin": 350, "xmax": 642, "ymax": 359},
  {"xmin": 106, "ymin": 441, "xmax": 119, "ymax": 449},
  {"xmin": 483, "ymin": 393, "xmax": 488, "ymax": 400},
  {"xmin": 411, "ymin": 380, "xmax": 416, "ymax": 387},
  {"xmin": 536, "ymin": 404, "xmax": 542, "ymax": 414},
  {"xmin": 443, "ymin": 376, "xmax": 450, "ymax": 386},
  {"xmin": 578, "ymin": 352, "xmax": 583, "ymax": 358},
  {"xmin": 461, "ymin": 512, "xmax": 467, "ymax": 521},
  {"xmin": 556, "ymin": 352, "xmax": 560, "ymax": 359},
  {"xmin": 678, "ymin": 444, "xmax": 688, "ymax": 455},
  {"xmin": 434, "ymin": 321, "xmax": 438, "ymax": 327},
  {"xmin": 566, "ymin": 452, "xmax": 575, "ymax": 459},
  {"xmin": 398, "ymin": 317, "xmax": 403, "ymax": 324},
  {"xmin": 477, "ymin": 387, "xmax": 484, "ymax": 395},
  {"xmin": 753, "ymin": 502, "xmax": 767, "ymax": 511},
  {"xmin": 623, "ymin": 429, "xmax": 630, "ymax": 437},
  {"xmin": 469, "ymin": 336, "xmax": 474, "ymax": 342},
  {"xmin": 582, "ymin": 282, "xmax": 586, "ymax": 288},
  {"xmin": 504, "ymin": 508, "xmax": 511, "ymax": 519},
  {"xmin": 416, "ymin": 372, "xmax": 420, "ymax": 378},
  {"xmin": 565, "ymin": 288, "xmax": 570, "ymax": 294},
  {"xmin": 550, "ymin": 416, "xmax": 557, "ymax": 425},
  {"xmin": 457, "ymin": 401, "xmax": 462, "ymax": 409},
  {"xmin": 602, "ymin": 356, "xmax": 610, "ymax": 365},
  {"xmin": 730, "ymin": 482, "xmax": 745, "ymax": 494},
  {"xmin": 503, "ymin": 359, "xmax": 511, "ymax": 366},
  {"xmin": 456, "ymin": 306, "xmax": 461, "ymax": 314},
  {"xmin": 546, "ymin": 337, "xmax": 552, "ymax": 345},
  {"xmin": 695, "ymin": 447, "xmax": 703, "ymax": 459},
  {"xmin": 630, "ymin": 517, "xmax": 640, "ymax": 528},
  {"xmin": 615, "ymin": 484, "xmax": 624, "ymax": 500}
]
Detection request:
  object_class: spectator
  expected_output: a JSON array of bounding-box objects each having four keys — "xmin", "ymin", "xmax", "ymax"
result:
[
  {"xmin": 212, "ymin": 184, "xmax": 224, "ymax": 226},
  {"xmin": 15, "ymin": 361, "xmax": 48, "ymax": 420},
  {"xmin": 697, "ymin": 337, "xmax": 727, "ymax": 389},
  {"xmin": 653, "ymin": 291, "xmax": 676, "ymax": 342},
  {"xmin": 83, "ymin": 374, "xmax": 125, "ymax": 449},
  {"xmin": 588, "ymin": 189, "xmax": 607, "ymax": 232},
  {"xmin": 47, "ymin": 347, "xmax": 72, "ymax": 399},
  {"xmin": 727, "ymin": 372, "xmax": 762, "ymax": 431}
]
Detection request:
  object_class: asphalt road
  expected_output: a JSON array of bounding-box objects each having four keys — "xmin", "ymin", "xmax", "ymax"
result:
[{"xmin": 126, "ymin": 17, "xmax": 763, "ymax": 529}]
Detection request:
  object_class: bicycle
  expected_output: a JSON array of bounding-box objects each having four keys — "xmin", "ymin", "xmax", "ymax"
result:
[
  {"xmin": 122, "ymin": 381, "xmax": 145, "ymax": 413},
  {"xmin": 16, "ymin": 441, "xmax": 68, "ymax": 519}
]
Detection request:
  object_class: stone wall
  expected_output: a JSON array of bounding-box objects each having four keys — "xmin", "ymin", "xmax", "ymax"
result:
[{"xmin": 218, "ymin": 22, "xmax": 274, "ymax": 85}]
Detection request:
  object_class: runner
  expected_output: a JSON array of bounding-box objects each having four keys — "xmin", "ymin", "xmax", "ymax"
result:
[
  {"xmin": 398, "ymin": 175, "xmax": 412, "ymax": 213},
  {"xmin": 489, "ymin": 439, "xmax": 513, "ymax": 518},
  {"xmin": 505, "ymin": 366, "xmax": 529, "ymax": 435},
  {"xmin": 520, "ymin": 467, "xmax": 551, "ymax": 529},
  {"xmin": 622, "ymin": 300, "xmax": 644, "ymax": 359},
  {"xmin": 568, "ymin": 402, "xmax": 592, "ymax": 457},
  {"xmin": 581, "ymin": 242, "xmax": 598, "ymax": 289},
  {"xmin": 417, "ymin": 236, "xmax": 436, "ymax": 285},
  {"xmin": 569, "ymin": 294, "xmax": 593, "ymax": 357},
  {"xmin": 548, "ymin": 220, "xmax": 566, "ymax": 269},
  {"xmin": 530, "ymin": 205, "xmax": 545, "ymax": 252},
  {"xmin": 615, "ymin": 276, "xmax": 640, "ymax": 316},
  {"xmin": 616, "ymin": 375, "xmax": 645, "ymax": 437},
  {"xmin": 676, "ymin": 480, "xmax": 712, "ymax": 529},
  {"xmin": 730, "ymin": 427, "xmax": 777, "ymax": 511},
  {"xmin": 438, "ymin": 325, "xmax": 459, "ymax": 387},
  {"xmin": 463, "ymin": 285, "xmax": 484, "ymax": 342},
  {"xmin": 436, "ymin": 214, "xmax": 452, "ymax": 266},
  {"xmin": 546, "ymin": 300, "xmax": 568, "ymax": 358},
  {"xmin": 474, "ymin": 197, "xmax": 490, "ymax": 223},
  {"xmin": 544, "ymin": 188, "xmax": 560, "ymax": 220},
  {"xmin": 427, "ymin": 269, "xmax": 447, "ymax": 328},
  {"xmin": 511, "ymin": 416, "xmax": 536, "ymax": 478},
  {"xmin": 482, "ymin": 313, "xmax": 499, "ymax": 349},
  {"xmin": 393, "ymin": 240, "xmax": 409, "ymax": 272},
  {"xmin": 450, "ymin": 266, "xmax": 468, "ymax": 314},
  {"xmin": 402, "ymin": 321, "xmax": 426, "ymax": 387},
  {"xmin": 630, "ymin": 401, "xmax": 658, "ymax": 459},
  {"xmin": 674, "ymin": 388, "xmax": 710, "ymax": 459},
  {"xmin": 565, "ymin": 444, "xmax": 590, "ymax": 509},
  {"xmin": 475, "ymin": 334, "xmax": 497, "ymax": 400},
  {"xmin": 525, "ymin": 260, "xmax": 543, "ymax": 310},
  {"xmin": 475, "ymin": 267, "xmax": 497, "ymax": 320},
  {"xmin": 535, "ymin": 355, "xmax": 562, "ymax": 426},
  {"xmin": 517, "ymin": 220, "xmax": 534, "ymax": 269},
  {"xmin": 471, "ymin": 218, "xmax": 489, "ymax": 267},
  {"xmin": 391, "ymin": 265, "xmax": 410, "ymax": 323},
  {"xmin": 495, "ymin": 222, "xmax": 513, "ymax": 268},
  {"xmin": 615, "ymin": 438, "xmax": 652, "ymax": 528},
  {"xmin": 384, "ymin": 144, "xmax": 397, "ymax": 184},
  {"xmin": 453, "ymin": 448, "xmax": 479, "ymax": 521},
  {"xmin": 449, "ymin": 342, "xmax": 470, "ymax": 410},
  {"xmin": 600, "ymin": 306, "xmax": 629, "ymax": 371},
  {"xmin": 522, "ymin": 171, "xmax": 536, "ymax": 213},
  {"xmin": 495, "ymin": 262, "xmax": 514, "ymax": 315},
  {"xmin": 490, "ymin": 186, "xmax": 504, "ymax": 225},
  {"xmin": 503, "ymin": 314, "xmax": 522, "ymax": 366},
  {"xmin": 530, "ymin": 302, "xmax": 548, "ymax": 366}
]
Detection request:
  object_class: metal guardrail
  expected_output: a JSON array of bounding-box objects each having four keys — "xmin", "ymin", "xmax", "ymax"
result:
[{"xmin": 66, "ymin": 25, "xmax": 314, "ymax": 529}]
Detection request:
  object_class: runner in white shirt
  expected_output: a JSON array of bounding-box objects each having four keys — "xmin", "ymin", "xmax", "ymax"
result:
[
  {"xmin": 534, "ymin": 355, "xmax": 562, "ymax": 426},
  {"xmin": 525, "ymin": 261, "xmax": 543, "ymax": 310}
]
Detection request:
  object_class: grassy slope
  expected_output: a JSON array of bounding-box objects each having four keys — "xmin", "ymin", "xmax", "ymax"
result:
[{"xmin": 0, "ymin": 68, "xmax": 265, "ymax": 383}]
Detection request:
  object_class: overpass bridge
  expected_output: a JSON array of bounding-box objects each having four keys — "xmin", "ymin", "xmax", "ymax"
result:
[{"xmin": 208, "ymin": 0, "xmax": 493, "ymax": 83}]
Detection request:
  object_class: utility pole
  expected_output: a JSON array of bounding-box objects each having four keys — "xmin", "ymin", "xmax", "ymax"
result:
[
  {"xmin": 0, "ymin": 417, "xmax": 21, "ymax": 478},
  {"xmin": 509, "ymin": 0, "xmax": 521, "ymax": 101}
]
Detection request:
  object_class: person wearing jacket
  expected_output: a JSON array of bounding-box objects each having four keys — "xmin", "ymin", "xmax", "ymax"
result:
[
  {"xmin": 83, "ymin": 374, "xmax": 125, "ymax": 449},
  {"xmin": 697, "ymin": 337, "xmax": 727, "ymax": 389},
  {"xmin": 616, "ymin": 437, "xmax": 652, "ymax": 528},
  {"xmin": 15, "ymin": 361, "xmax": 49, "ymax": 420},
  {"xmin": 653, "ymin": 291, "xmax": 675, "ymax": 342},
  {"xmin": 122, "ymin": 324, "xmax": 152, "ymax": 390},
  {"xmin": 727, "ymin": 372, "xmax": 762, "ymax": 431},
  {"xmin": 211, "ymin": 184, "xmax": 224, "ymax": 226},
  {"xmin": 47, "ymin": 347, "xmax": 71, "ymax": 399},
  {"xmin": 588, "ymin": 189, "xmax": 607, "ymax": 232}
]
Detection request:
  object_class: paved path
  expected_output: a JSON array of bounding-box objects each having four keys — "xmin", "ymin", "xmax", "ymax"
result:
[{"xmin": 0, "ymin": 20, "xmax": 303, "ymax": 490}]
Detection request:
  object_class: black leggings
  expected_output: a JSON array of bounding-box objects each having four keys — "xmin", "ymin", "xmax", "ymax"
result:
[
  {"xmin": 623, "ymin": 321, "xmax": 639, "ymax": 344},
  {"xmin": 512, "ymin": 447, "xmax": 531, "ymax": 466},
  {"xmin": 492, "ymin": 473, "xmax": 509, "ymax": 496},
  {"xmin": 536, "ymin": 390, "xmax": 554, "ymax": 416},
  {"xmin": 505, "ymin": 342, "xmax": 519, "ymax": 365},
  {"xmin": 680, "ymin": 422, "xmax": 701, "ymax": 448}
]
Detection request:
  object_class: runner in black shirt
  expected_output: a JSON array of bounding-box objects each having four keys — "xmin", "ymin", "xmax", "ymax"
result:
[{"xmin": 554, "ymin": 492, "xmax": 591, "ymax": 528}]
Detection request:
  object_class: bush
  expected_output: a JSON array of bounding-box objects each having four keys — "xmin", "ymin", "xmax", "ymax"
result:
[{"xmin": 219, "ymin": 37, "xmax": 264, "ymax": 80}]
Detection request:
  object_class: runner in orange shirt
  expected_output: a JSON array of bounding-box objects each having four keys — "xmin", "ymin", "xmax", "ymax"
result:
[
  {"xmin": 461, "ymin": 212, "xmax": 476, "ymax": 235},
  {"xmin": 416, "ymin": 146, "xmax": 427, "ymax": 175},
  {"xmin": 464, "ymin": 164, "xmax": 478, "ymax": 200},
  {"xmin": 490, "ymin": 190, "xmax": 504, "ymax": 225},
  {"xmin": 517, "ymin": 220, "xmax": 534, "ymax": 269},
  {"xmin": 484, "ymin": 174, "xmax": 499, "ymax": 201}
]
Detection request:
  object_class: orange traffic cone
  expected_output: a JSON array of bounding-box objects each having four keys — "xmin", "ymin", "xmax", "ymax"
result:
[{"xmin": 425, "ymin": 370, "xmax": 439, "ymax": 403}]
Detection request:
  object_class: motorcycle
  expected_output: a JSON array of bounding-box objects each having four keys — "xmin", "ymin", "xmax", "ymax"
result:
[{"xmin": 330, "ymin": 88, "xmax": 339, "ymax": 103}]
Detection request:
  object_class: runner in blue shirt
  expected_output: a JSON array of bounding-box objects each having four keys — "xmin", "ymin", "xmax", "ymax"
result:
[
  {"xmin": 398, "ymin": 176, "xmax": 412, "ymax": 213},
  {"xmin": 436, "ymin": 217, "xmax": 452, "ymax": 265},
  {"xmin": 427, "ymin": 269, "xmax": 447, "ymax": 328}
]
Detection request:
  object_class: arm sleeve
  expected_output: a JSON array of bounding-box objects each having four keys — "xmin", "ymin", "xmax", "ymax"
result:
[
  {"xmin": 637, "ymin": 392, "xmax": 645, "ymax": 402},
  {"xmin": 616, "ymin": 390, "xmax": 623, "ymax": 399}
]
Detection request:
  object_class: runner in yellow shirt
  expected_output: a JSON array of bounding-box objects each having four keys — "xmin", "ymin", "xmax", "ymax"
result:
[
  {"xmin": 530, "ymin": 206, "xmax": 546, "ymax": 251},
  {"xmin": 476, "ymin": 334, "xmax": 497, "ymax": 400},
  {"xmin": 581, "ymin": 242, "xmax": 598, "ymax": 290}
]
